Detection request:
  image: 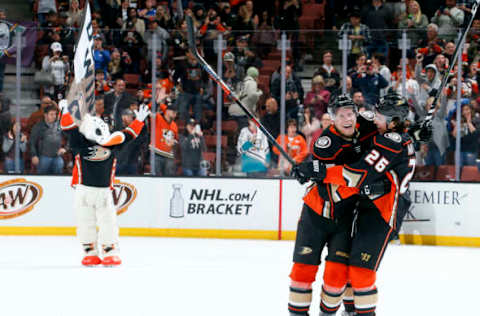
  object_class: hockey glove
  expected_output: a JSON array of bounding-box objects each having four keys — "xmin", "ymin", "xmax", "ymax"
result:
[
  {"xmin": 58, "ymin": 99, "xmax": 69, "ymax": 114},
  {"xmin": 408, "ymin": 119, "xmax": 432, "ymax": 143},
  {"xmin": 291, "ymin": 160, "xmax": 326, "ymax": 185},
  {"xmin": 134, "ymin": 104, "xmax": 151, "ymax": 122}
]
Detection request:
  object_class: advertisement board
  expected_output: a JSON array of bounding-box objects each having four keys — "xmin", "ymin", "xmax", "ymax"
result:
[{"xmin": 0, "ymin": 175, "xmax": 478, "ymax": 247}]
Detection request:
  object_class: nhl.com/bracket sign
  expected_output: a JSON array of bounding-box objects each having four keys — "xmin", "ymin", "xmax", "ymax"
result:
[
  {"xmin": 0, "ymin": 178, "xmax": 43, "ymax": 220},
  {"xmin": 169, "ymin": 184, "xmax": 258, "ymax": 218},
  {"xmin": 112, "ymin": 180, "xmax": 137, "ymax": 215}
]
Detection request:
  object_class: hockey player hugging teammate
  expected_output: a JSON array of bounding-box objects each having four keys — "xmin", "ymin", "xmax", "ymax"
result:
[
  {"xmin": 290, "ymin": 92, "xmax": 426, "ymax": 315},
  {"xmin": 59, "ymin": 98, "xmax": 150, "ymax": 266}
]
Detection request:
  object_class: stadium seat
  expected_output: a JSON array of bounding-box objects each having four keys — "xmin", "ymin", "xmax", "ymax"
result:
[
  {"xmin": 204, "ymin": 135, "xmax": 228, "ymax": 149},
  {"xmin": 302, "ymin": 3, "xmax": 324, "ymax": 18},
  {"xmin": 414, "ymin": 165, "xmax": 436, "ymax": 181},
  {"xmin": 262, "ymin": 60, "xmax": 280, "ymax": 68},
  {"xmin": 435, "ymin": 165, "xmax": 456, "ymax": 181},
  {"xmin": 461, "ymin": 166, "xmax": 480, "ymax": 182},
  {"xmin": 221, "ymin": 120, "xmax": 238, "ymax": 135},
  {"xmin": 123, "ymin": 74, "xmax": 141, "ymax": 89}
]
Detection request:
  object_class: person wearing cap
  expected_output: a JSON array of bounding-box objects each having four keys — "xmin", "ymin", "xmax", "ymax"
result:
[
  {"xmin": 36, "ymin": 1, "xmax": 57, "ymax": 26},
  {"xmin": 352, "ymin": 58, "xmax": 389, "ymax": 106},
  {"xmin": 144, "ymin": 19, "xmax": 170, "ymax": 63},
  {"xmin": 41, "ymin": 42, "xmax": 70, "ymax": 101},
  {"xmin": 151, "ymin": 101, "xmax": 178, "ymax": 176},
  {"xmin": 223, "ymin": 51, "xmax": 243, "ymax": 106},
  {"xmin": 180, "ymin": 118, "xmax": 207, "ymax": 176},
  {"xmin": 93, "ymin": 35, "xmax": 111, "ymax": 78},
  {"xmin": 228, "ymin": 66, "xmax": 263, "ymax": 130},
  {"xmin": 337, "ymin": 10, "xmax": 371, "ymax": 68}
]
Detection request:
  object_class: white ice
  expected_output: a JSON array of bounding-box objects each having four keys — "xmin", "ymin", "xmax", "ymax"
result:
[{"xmin": 0, "ymin": 236, "xmax": 479, "ymax": 316}]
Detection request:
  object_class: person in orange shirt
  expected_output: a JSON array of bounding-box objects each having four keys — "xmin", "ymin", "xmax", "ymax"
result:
[
  {"xmin": 273, "ymin": 119, "xmax": 308, "ymax": 173},
  {"xmin": 150, "ymin": 100, "xmax": 178, "ymax": 176}
]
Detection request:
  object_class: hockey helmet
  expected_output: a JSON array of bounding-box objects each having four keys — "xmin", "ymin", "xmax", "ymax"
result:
[
  {"xmin": 327, "ymin": 94, "xmax": 358, "ymax": 118},
  {"xmin": 79, "ymin": 114, "xmax": 125, "ymax": 146},
  {"xmin": 375, "ymin": 91, "xmax": 409, "ymax": 124}
]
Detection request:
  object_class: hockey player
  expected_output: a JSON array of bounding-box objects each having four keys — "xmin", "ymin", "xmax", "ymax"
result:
[
  {"xmin": 59, "ymin": 98, "xmax": 150, "ymax": 266},
  {"xmin": 288, "ymin": 94, "xmax": 379, "ymax": 316},
  {"xmin": 295, "ymin": 93, "xmax": 417, "ymax": 316}
]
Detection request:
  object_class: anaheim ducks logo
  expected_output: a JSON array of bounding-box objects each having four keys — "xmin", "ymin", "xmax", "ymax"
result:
[
  {"xmin": 0, "ymin": 178, "xmax": 43, "ymax": 220},
  {"xmin": 112, "ymin": 180, "xmax": 137, "ymax": 215},
  {"xmin": 84, "ymin": 145, "xmax": 111, "ymax": 161}
]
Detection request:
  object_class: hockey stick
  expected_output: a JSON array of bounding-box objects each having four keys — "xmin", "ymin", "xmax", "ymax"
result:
[
  {"xmin": 426, "ymin": 0, "xmax": 480, "ymax": 122},
  {"xmin": 185, "ymin": 15, "xmax": 296, "ymax": 166}
]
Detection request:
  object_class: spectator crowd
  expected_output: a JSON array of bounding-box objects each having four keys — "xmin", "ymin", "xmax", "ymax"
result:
[{"xmin": 0, "ymin": 0, "xmax": 478, "ymax": 180}]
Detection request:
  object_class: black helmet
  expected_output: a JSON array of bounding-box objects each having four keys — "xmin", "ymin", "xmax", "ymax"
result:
[
  {"xmin": 327, "ymin": 94, "xmax": 357, "ymax": 118},
  {"xmin": 375, "ymin": 91, "xmax": 409, "ymax": 123}
]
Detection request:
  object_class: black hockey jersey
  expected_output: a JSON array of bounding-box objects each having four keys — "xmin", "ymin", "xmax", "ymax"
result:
[
  {"xmin": 61, "ymin": 112, "xmax": 144, "ymax": 188},
  {"xmin": 303, "ymin": 112, "xmax": 378, "ymax": 219}
]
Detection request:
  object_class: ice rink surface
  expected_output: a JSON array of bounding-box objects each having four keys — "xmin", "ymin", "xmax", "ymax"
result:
[{"xmin": 0, "ymin": 236, "xmax": 479, "ymax": 316}]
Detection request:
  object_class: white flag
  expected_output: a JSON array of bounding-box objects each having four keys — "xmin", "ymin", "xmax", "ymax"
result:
[{"xmin": 66, "ymin": 2, "xmax": 95, "ymax": 126}]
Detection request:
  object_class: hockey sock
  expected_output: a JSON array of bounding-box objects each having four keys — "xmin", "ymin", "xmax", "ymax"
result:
[
  {"xmin": 289, "ymin": 281, "xmax": 312, "ymax": 315},
  {"xmin": 289, "ymin": 263, "xmax": 318, "ymax": 315},
  {"xmin": 353, "ymin": 287, "xmax": 378, "ymax": 315},
  {"xmin": 342, "ymin": 283, "xmax": 354, "ymax": 313},
  {"xmin": 320, "ymin": 261, "xmax": 348, "ymax": 314},
  {"xmin": 349, "ymin": 266, "xmax": 377, "ymax": 316}
]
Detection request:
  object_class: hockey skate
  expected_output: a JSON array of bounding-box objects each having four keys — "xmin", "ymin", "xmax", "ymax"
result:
[
  {"xmin": 101, "ymin": 244, "xmax": 122, "ymax": 267},
  {"xmin": 81, "ymin": 243, "xmax": 101, "ymax": 266}
]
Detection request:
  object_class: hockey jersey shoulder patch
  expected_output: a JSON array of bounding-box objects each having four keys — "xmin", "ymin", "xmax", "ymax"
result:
[
  {"xmin": 384, "ymin": 132, "xmax": 402, "ymax": 143},
  {"xmin": 373, "ymin": 134, "xmax": 403, "ymax": 153},
  {"xmin": 359, "ymin": 110, "xmax": 375, "ymax": 121},
  {"xmin": 315, "ymin": 136, "xmax": 331, "ymax": 149}
]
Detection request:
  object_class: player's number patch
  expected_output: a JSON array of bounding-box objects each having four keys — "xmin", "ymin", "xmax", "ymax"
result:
[
  {"xmin": 364, "ymin": 149, "xmax": 390, "ymax": 173},
  {"xmin": 315, "ymin": 136, "xmax": 331, "ymax": 149}
]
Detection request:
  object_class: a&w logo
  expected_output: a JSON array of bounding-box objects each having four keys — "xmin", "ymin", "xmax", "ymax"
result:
[
  {"xmin": 0, "ymin": 179, "xmax": 43, "ymax": 220},
  {"xmin": 112, "ymin": 180, "xmax": 137, "ymax": 215}
]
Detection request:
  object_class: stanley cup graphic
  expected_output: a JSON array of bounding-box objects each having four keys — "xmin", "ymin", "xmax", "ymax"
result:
[{"xmin": 170, "ymin": 184, "xmax": 185, "ymax": 218}]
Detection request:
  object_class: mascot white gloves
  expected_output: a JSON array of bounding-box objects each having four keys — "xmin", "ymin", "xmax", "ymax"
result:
[{"xmin": 134, "ymin": 104, "xmax": 151, "ymax": 122}]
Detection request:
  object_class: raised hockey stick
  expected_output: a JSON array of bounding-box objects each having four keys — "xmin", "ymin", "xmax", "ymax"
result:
[
  {"xmin": 426, "ymin": 0, "xmax": 480, "ymax": 122},
  {"xmin": 185, "ymin": 15, "xmax": 296, "ymax": 166}
]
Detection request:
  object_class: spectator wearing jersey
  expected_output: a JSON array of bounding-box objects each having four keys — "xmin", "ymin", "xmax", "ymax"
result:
[
  {"xmin": 180, "ymin": 118, "xmax": 207, "ymax": 176},
  {"xmin": 29, "ymin": 105, "xmax": 66, "ymax": 174},
  {"xmin": 174, "ymin": 50, "xmax": 208, "ymax": 122},
  {"xmin": 237, "ymin": 118, "xmax": 271, "ymax": 177},
  {"xmin": 2, "ymin": 121, "xmax": 27, "ymax": 173},
  {"xmin": 273, "ymin": 119, "xmax": 308, "ymax": 174},
  {"xmin": 93, "ymin": 36, "xmax": 111, "ymax": 78},
  {"xmin": 151, "ymin": 102, "xmax": 178, "ymax": 176}
]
